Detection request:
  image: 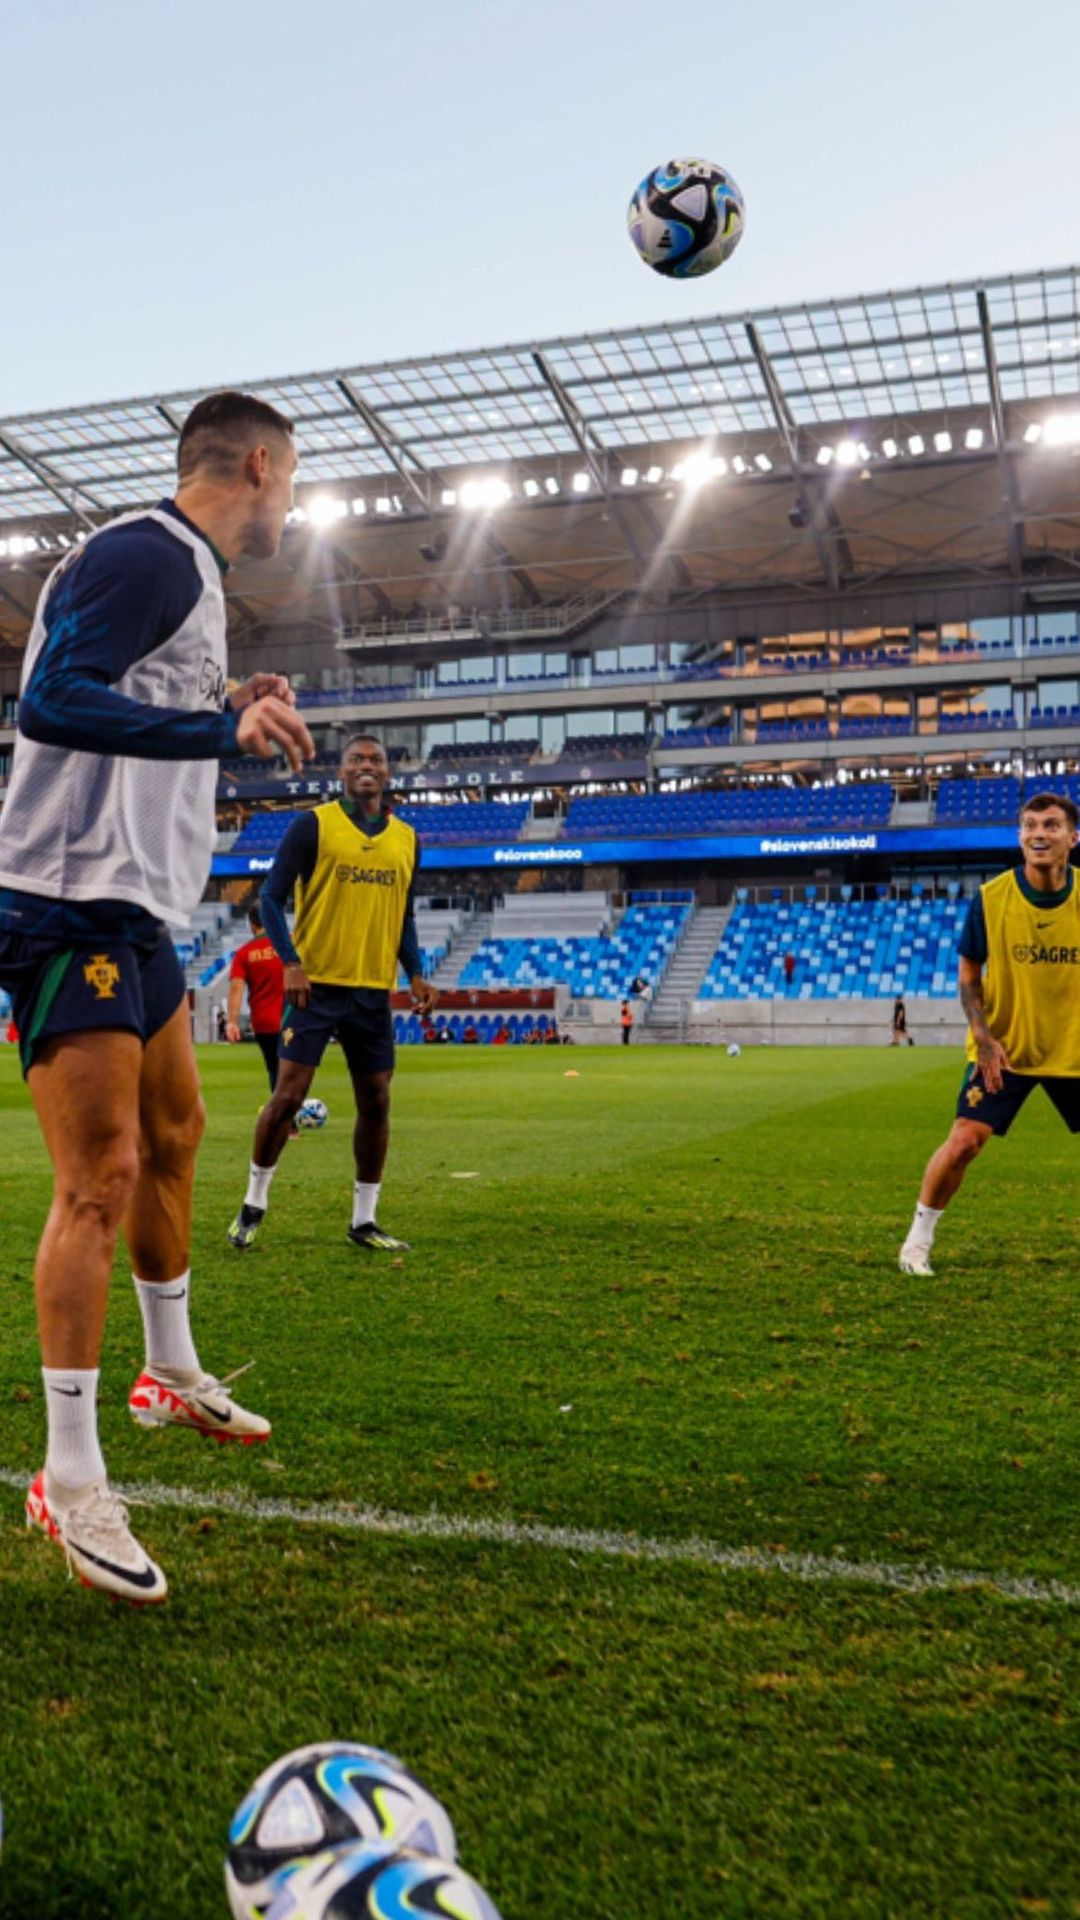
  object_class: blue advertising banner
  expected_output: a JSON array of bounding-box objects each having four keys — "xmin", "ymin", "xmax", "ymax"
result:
[{"xmin": 211, "ymin": 821, "xmax": 1021, "ymax": 879}]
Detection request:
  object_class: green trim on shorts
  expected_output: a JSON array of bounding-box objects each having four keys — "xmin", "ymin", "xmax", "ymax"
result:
[{"xmin": 20, "ymin": 948, "xmax": 77, "ymax": 1075}]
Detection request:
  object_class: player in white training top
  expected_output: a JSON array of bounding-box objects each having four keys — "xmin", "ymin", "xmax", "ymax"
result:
[{"xmin": 0, "ymin": 391, "xmax": 313, "ymax": 1603}]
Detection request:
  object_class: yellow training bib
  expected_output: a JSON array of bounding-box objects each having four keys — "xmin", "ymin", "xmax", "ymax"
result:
[
  {"xmin": 293, "ymin": 803, "xmax": 417, "ymax": 990},
  {"xmin": 967, "ymin": 868, "xmax": 1080, "ymax": 1075}
]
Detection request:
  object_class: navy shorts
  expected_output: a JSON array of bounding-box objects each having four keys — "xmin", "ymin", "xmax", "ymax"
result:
[
  {"xmin": 0, "ymin": 929, "xmax": 186, "ymax": 1077},
  {"xmin": 279, "ymin": 985, "xmax": 395, "ymax": 1077},
  {"xmin": 956, "ymin": 1061, "xmax": 1080, "ymax": 1136}
]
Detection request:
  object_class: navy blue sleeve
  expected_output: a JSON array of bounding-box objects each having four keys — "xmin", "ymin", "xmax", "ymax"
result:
[
  {"xmin": 18, "ymin": 524, "xmax": 240, "ymax": 760},
  {"xmin": 958, "ymin": 891, "xmax": 987, "ymax": 965},
  {"xmin": 260, "ymin": 813, "xmax": 318, "ymax": 967},
  {"xmin": 398, "ymin": 858, "xmax": 423, "ymax": 980}
]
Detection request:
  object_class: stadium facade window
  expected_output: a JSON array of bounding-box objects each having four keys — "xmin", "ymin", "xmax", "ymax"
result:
[
  {"xmin": 616, "ymin": 709, "xmax": 646, "ymax": 734},
  {"xmin": 594, "ymin": 648, "xmax": 618, "ymax": 672},
  {"xmin": 540, "ymin": 714, "xmax": 565, "ymax": 755},
  {"xmin": 544, "ymin": 652, "xmax": 568, "ymax": 676},
  {"xmin": 619, "ymin": 644, "xmax": 656, "ymax": 671},
  {"xmin": 567, "ymin": 710, "xmax": 613, "ymax": 737},
  {"xmin": 422, "ymin": 723, "xmax": 455, "ymax": 752},
  {"xmin": 508, "ymin": 652, "xmax": 542, "ymax": 680},
  {"xmin": 503, "ymin": 714, "xmax": 538, "ymax": 740}
]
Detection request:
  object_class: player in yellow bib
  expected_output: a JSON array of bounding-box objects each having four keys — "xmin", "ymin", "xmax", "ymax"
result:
[
  {"xmin": 899, "ymin": 791, "xmax": 1080, "ymax": 1275},
  {"xmin": 227, "ymin": 735, "xmax": 437, "ymax": 1252}
]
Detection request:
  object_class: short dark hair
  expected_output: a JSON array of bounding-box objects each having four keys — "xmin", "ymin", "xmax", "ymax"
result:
[
  {"xmin": 342, "ymin": 733, "xmax": 387, "ymax": 759},
  {"xmin": 177, "ymin": 391, "xmax": 293, "ymax": 482},
  {"xmin": 1020, "ymin": 790, "xmax": 1079, "ymax": 829},
  {"xmin": 248, "ymin": 903, "xmax": 264, "ymax": 930}
]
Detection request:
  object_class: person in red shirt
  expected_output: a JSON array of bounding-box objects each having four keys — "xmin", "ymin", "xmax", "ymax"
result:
[{"xmin": 227, "ymin": 905, "xmax": 286, "ymax": 1091}]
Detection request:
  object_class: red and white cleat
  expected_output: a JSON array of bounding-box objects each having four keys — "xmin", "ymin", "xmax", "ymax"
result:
[
  {"xmin": 128, "ymin": 1364, "xmax": 271, "ymax": 1445},
  {"xmin": 25, "ymin": 1469, "xmax": 167, "ymax": 1605}
]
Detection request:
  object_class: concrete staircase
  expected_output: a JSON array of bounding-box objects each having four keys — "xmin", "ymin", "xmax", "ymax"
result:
[
  {"xmin": 431, "ymin": 910, "xmax": 493, "ymax": 988},
  {"xmin": 643, "ymin": 905, "xmax": 731, "ymax": 1038}
]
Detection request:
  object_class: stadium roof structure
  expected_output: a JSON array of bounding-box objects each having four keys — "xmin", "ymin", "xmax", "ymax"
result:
[{"xmin": 3, "ymin": 265, "xmax": 1080, "ymax": 646}]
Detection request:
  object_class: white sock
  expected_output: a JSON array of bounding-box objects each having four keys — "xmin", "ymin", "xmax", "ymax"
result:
[
  {"xmin": 43, "ymin": 1368, "xmax": 107, "ymax": 1491},
  {"xmin": 352, "ymin": 1181, "xmax": 381, "ymax": 1228},
  {"xmin": 908, "ymin": 1202, "xmax": 943, "ymax": 1248},
  {"xmin": 245, "ymin": 1163, "xmax": 277, "ymax": 1212},
  {"xmin": 133, "ymin": 1271, "xmax": 201, "ymax": 1377}
]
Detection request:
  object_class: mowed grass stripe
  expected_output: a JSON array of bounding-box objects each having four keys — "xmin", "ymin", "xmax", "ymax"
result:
[{"xmin": 3, "ymin": 1467, "xmax": 1077, "ymax": 1609}]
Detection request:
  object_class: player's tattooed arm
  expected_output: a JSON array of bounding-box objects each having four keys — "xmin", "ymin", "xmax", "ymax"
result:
[{"xmin": 958, "ymin": 957, "xmax": 1010, "ymax": 1091}]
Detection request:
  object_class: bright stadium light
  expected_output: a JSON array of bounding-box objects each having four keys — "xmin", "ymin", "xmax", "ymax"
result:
[
  {"xmin": 461, "ymin": 477, "xmax": 512, "ymax": 509},
  {"xmin": 645, "ymin": 464, "xmax": 664, "ymax": 484},
  {"xmin": 286, "ymin": 507, "xmax": 307, "ymax": 525},
  {"xmin": 964, "ymin": 428, "xmax": 985, "ymax": 450},
  {"xmin": 934, "ymin": 430, "xmax": 953, "ymax": 453},
  {"xmin": 522, "ymin": 478, "xmax": 540, "ymax": 497},
  {"xmin": 440, "ymin": 488, "xmax": 457, "ymax": 507},
  {"xmin": 307, "ymin": 494, "xmax": 347, "ymax": 528},
  {"xmin": 544, "ymin": 476, "xmax": 560, "ymax": 495},
  {"xmin": 754, "ymin": 453, "xmax": 773, "ymax": 472},
  {"xmin": 571, "ymin": 472, "xmax": 590, "ymax": 493},
  {"xmin": 375, "ymin": 497, "xmax": 393, "ymax": 515},
  {"xmin": 835, "ymin": 440, "xmax": 859, "ymax": 467},
  {"xmin": 1044, "ymin": 412, "xmax": 1080, "ymax": 447},
  {"xmin": 1023, "ymin": 423, "xmax": 1043, "ymax": 445},
  {"xmin": 881, "ymin": 438, "xmax": 899, "ymax": 459},
  {"xmin": 816, "ymin": 446, "xmax": 834, "ymax": 467},
  {"xmin": 731, "ymin": 455, "xmax": 748, "ymax": 474},
  {"xmin": 907, "ymin": 434, "xmax": 926, "ymax": 456},
  {"xmin": 621, "ymin": 466, "xmax": 639, "ymax": 486},
  {"xmin": 350, "ymin": 497, "xmax": 367, "ymax": 515}
]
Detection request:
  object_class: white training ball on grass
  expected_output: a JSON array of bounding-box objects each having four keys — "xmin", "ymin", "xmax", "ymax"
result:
[{"xmin": 727, "ymin": 1043, "xmax": 742, "ymax": 1058}]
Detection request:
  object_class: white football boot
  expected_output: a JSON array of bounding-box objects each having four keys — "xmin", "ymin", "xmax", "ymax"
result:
[
  {"xmin": 898, "ymin": 1239, "xmax": 935, "ymax": 1276},
  {"xmin": 26, "ymin": 1469, "xmax": 167, "ymax": 1605},
  {"xmin": 128, "ymin": 1362, "xmax": 271, "ymax": 1445}
]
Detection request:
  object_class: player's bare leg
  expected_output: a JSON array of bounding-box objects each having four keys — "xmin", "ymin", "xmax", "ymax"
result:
[
  {"xmin": 228, "ymin": 1057, "xmax": 315, "ymax": 1249},
  {"xmin": 24, "ymin": 1030, "xmax": 166, "ymax": 1600},
  {"xmin": 899, "ymin": 1117, "xmax": 992, "ymax": 1275},
  {"xmin": 347, "ymin": 1067, "xmax": 407, "ymax": 1251},
  {"xmin": 127, "ymin": 1000, "xmax": 269, "ymax": 1442}
]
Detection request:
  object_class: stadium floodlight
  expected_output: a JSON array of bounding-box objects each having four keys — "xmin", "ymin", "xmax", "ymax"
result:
[
  {"xmin": 1044, "ymin": 412, "xmax": 1080, "ymax": 447},
  {"xmin": 350, "ymin": 497, "xmax": 367, "ymax": 515},
  {"xmin": 679, "ymin": 450, "xmax": 716, "ymax": 489},
  {"xmin": 0, "ymin": 539, "xmax": 7, "ymax": 558},
  {"xmin": 645, "ymin": 464, "xmax": 664, "ymax": 484},
  {"xmin": 375, "ymin": 497, "xmax": 393, "ymax": 514},
  {"xmin": 307, "ymin": 494, "xmax": 347, "ymax": 528},
  {"xmin": 933, "ymin": 431, "xmax": 953, "ymax": 453},
  {"xmin": 835, "ymin": 440, "xmax": 859, "ymax": 467},
  {"xmin": 571, "ymin": 472, "xmax": 591, "ymax": 493},
  {"xmin": 441, "ymin": 488, "xmax": 458, "ymax": 507},
  {"xmin": 286, "ymin": 506, "xmax": 307, "ymax": 525},
  {"xmin": 964, "ymin": 428, "xmax": 985, "ymax": 450},
  {"xmin": 754, "ymin": 453, "xmax": 773, "ymax": 472},
  {"xmin": 461, "ymin": 477, "xmax": 512, "ymax": 509},
  {"xmin": 907, "ymin": 434, "xmax": 926, "ymax": 455},
  {"xmin": 816, "ymin": 446, "xmax": 834, "ymax": 467},
  {"xmin": 731, "ymin": 455, "xmax": 747, "ymax": 474},
  {"xmin": 1023, "ymin": 423, "xmax": 1043, "ymax": 445},
  {"xmin": 881, "ymin": 438, "xmax": 899, "ymax": 459},
  {"xmin": 621, "ymin": 466, "xmax": 639, "ymax": 486}
]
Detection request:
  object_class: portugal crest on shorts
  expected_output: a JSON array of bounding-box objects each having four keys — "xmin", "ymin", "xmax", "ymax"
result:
[
  {"xmin": 83, "ymin": 954, "xmax": 120, "ymax": 1000},
  {"xmin": 966, "ymin": 1084, "xmax": 984, "ymax": 1108}
]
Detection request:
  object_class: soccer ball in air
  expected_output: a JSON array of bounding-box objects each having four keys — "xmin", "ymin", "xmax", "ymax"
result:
[
  {"xmin": 727, "ymin": 1043, "xmax": 742, "ymax": 1058},
  {"xmin": 264, "ymin": 1843, "xmax": 503, "ymax": 1920},
  {"xmin": 296, "ymin": 1098, "xmax": 329, "ymax": 1131},
  {"xmin": 627, "ymin": 158, "xmax": 745, "ymax": 278},
  {"xmin": 225, "ymin": 1743, "xmax": 457, "ymax": 1920}
]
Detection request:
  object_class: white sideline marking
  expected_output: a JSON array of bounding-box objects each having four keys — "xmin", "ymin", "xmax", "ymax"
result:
[{"xmin": 1, "ymin": 1467, "xmax": 1076, "ymax": 1608}]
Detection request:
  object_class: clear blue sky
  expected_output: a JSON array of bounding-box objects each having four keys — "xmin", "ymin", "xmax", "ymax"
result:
[{"xmin": 4, "ymin": 0, "xmax": 1078, "ymax": 417}]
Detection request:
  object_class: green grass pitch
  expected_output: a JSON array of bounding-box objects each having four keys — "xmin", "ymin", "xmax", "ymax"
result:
[{"xmin": 0, "ymin": 1042, "xmax": 1078, "ymax": 1918}]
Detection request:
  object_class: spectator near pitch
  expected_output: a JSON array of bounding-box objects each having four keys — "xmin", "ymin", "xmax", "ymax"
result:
[
  {"xmin": 226, "ymin": 902, "xmax": 286, "ymax": 1092},
  {"xmin": 899, "ymin": 791, "xmax": 1080, "ymax": 1275},
  {"xmin": 228, "ymin": 733, "xmax": 437, "ymax": 1254}
]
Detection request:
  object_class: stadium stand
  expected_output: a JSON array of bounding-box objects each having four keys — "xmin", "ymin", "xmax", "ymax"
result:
[
  {"xmin": 232, "ymin": 800, "xmax": 531, "ymax": 854},
  {"xmin": 700, "ymin": 896, "xmax": 970, "ymax": 1001},
  {"xmin": 459, "ymin": 902, "xmax": 690, "ymax": 997},
  {"xmin": 563, "ymin": 784, "xmax": 893, "ymax": 839},
  {"xmin": 934, "ymin": 774, "xmax": 1080, "ymax": 823}
]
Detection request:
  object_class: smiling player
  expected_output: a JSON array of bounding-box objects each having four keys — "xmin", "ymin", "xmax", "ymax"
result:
[{"xmin": 899, "ymin": 792, "xmax": 1080, "ymax": 1275}]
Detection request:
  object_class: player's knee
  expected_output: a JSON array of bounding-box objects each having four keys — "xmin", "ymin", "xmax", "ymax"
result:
[
  {"xmin": 59, "ymin": 1142, "xmax": 140, "ymax": 1233},
  {"xmin": 268, "ymin": 1086, "xmax": 304, "ymax": 1124},
  {"xmin": 142, "ymin": 1094, "xmax": 205, "ymax": 1177},
  {"xmin": 358, "ymin": 1080, "xmax": 390, "ymax": 1125},
  {"xmin": 950, "ymin": 1124, "xmax": 986, "ymax": 1168}
]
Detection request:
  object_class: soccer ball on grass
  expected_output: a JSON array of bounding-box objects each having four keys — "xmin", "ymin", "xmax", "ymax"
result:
[
  {"xmin": 264, "ymin": 1843, "xmax": 502, "ymax": 1920},
  {"xmin": 296, "ymin": 1098, "xmax": 328, "ymax": 1131},
  {"xmin": 225, "ymin": 1743, "xmax": 456, "ymax": 1919},
  {"xmin": 627, "ymin": 158, "xmax": 745, "ymax": 278}
]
